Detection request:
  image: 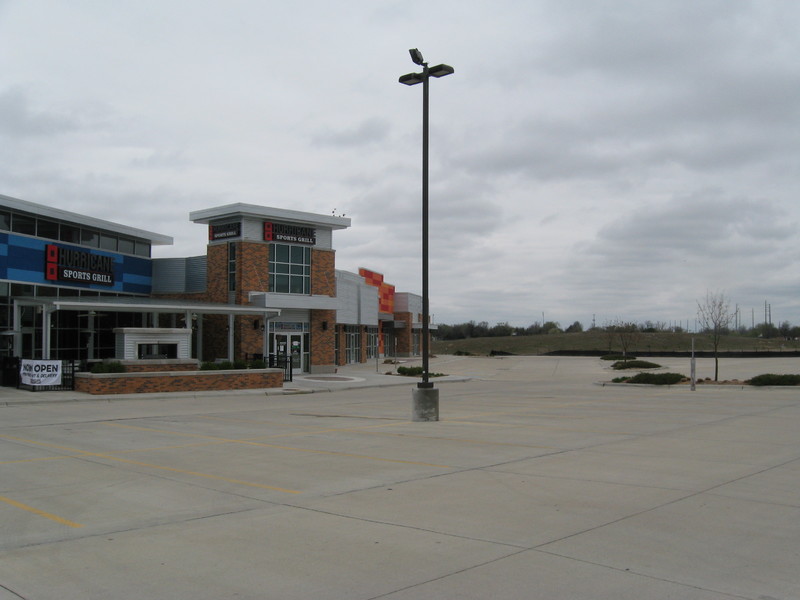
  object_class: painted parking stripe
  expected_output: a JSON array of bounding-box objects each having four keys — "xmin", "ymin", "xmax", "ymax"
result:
[{"xmin": 0, "ymin": 495, "xmax": 83, "ymax": 528}]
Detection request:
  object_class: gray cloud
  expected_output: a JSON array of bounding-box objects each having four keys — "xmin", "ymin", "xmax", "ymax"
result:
[
  {"xmin": 1, "ymin": 0, "xmax": 799, "ymax": 327},
  {"xmin": 0, "ymin": 88, "xmax": 79, "ymax": 136},
  {"xmin": 312, "ymin": 117, "xmax": 391, "ymax": 147}
]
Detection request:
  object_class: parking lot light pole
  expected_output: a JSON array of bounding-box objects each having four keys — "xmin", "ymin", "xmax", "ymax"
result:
[{"xmin": 399, "ymin": 48, "xmax": 454, "ymax": 421}]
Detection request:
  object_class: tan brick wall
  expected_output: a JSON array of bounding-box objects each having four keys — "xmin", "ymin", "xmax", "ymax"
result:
[
  {"xmin": 394, "ymin": 311, "xmax": 413, "ymax": 356},
  {"xmin": 310, "ymin": 309, "xmax": 335, "ymax": 367},
  {"xmin": 311, "ymin": 248, "xmax": 336, "ymax": 296},
  {"xmin": 237, "ymin": 241, "xmax": 269, "ymax": 300},
  {"xmin": 206, "ymin": 243, "xmax": 229, "ymax": 303}
]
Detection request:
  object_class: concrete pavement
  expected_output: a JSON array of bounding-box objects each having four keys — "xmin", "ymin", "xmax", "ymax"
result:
[{"xmin": 0, "ymin": 355, "xmax": 798, "ymax": 599}]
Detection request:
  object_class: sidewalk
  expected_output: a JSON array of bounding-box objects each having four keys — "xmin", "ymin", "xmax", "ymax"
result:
[{"xmin": 0, "ymin": 356, "xmax": 471, "ymax": 405}]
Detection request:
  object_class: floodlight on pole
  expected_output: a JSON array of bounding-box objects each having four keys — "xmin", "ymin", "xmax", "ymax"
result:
[{"xmin": 398, "ymin": 49, "xmax": 454, "ymax": 422}]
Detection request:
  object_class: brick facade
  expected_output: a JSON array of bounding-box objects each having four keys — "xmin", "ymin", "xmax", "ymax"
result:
[
  {"xmin": 75, "ymin": 369, "xmax": 283, "ymax": 395},
  {"xmin": 310, "ymin": 309, "xmax": 335, "ymax": 367}
]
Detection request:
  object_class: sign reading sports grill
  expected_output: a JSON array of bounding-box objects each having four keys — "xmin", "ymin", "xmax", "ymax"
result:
[
  {"xmin": 209, "ymin": 222, "xmax": 241, "ymax": 240},
  {"xmin": 44, "ymin": 244, "xmax": 115, "ymax": 286},
  {"xmin": 263, "ymin": 222, "xmax": 316, "ymax": 245}
]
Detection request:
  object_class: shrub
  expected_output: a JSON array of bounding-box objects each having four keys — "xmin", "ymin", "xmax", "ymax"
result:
[
  {"xmin": 216, "ymin": 361, "xmax": 234, "ymax": 370},
  {"xmin": 612, "ymin": 360, "xmax": 661, "ymax": 370},
  {"xmin": 625, "ymin": 372, "xmax": 686, "ymax": 385},
  {"xmin": 248, "ymin": 359, "xmax": 266, "ymax": 369},
  {"xmin": 454, "ymin": 350, "xmax": 472, "ymax": 356},
  {"xmin": 199, "ymin": 362, "xmax": 219, "ymax": 370},
  {"xmin": 397, "ymin": 366, "xmax": 423, "ymax": 376},
  {"xmin": 612, "ymin": 376, "xmax": 631, "ymax": 383},
  {"xmin": 396, "ymin": 366, "xmax": 445, "ymax": 377},
  {"xmin": 748, "ymin": 374, "xmax": 800, "ymax": 386},
  {"xmin": 601, "ymin": 354, "xmax": 637, "ymax": 361},
  {"xmin": 233, "ymin": 359, "xmax": 248, "ymax": 370}
]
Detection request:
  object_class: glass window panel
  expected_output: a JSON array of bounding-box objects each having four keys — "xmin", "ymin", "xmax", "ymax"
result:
[
  {"xmin": 11, "ymin": 214, "xmax": 36, "ymax": 235},
  {"xmin": 276, "ymin": 263, "xmax": 289, "ymax": 274},
  {"xmin": 100, "ymin": 234, "xmax": 117, "ymax": 250},
  {"xmin": 35, "ymin": 285, "xmax": 58, "ymax": 297},
  {"xmin": 81, "ymin": 229, "xmax": 99, "ymax": 247},
  {"xmin": 290, "ymin": 264, "xmax": 304, "ymax": 275},
  {"xmin": 37, "ymin": 219, "xmax": 60, "ymax": 240},
  {"xmin": 0, "ymin": 211, "xmax": 9, "ymax": 231},
  {"xmin": 134, "ymin": 241, "xmax": 150, "ymax": 257},
  {"xmin": 60, "ymin": 224, "xmax": 80, "ymax": 243},
  {"xmin": 275, "ymin": 274, "xmax": 289, "ymax": 293},
  {"xmin": 290, "ymin": 276, "xmax": 304, "ymax": 294},
  {"xmin": 290, "ymin": 246, "xmax": 305, "ymax": 263},
  {"xmin": 11, "ymin": 283, "xmax": 35, "ymax": 296},
  {"xmin": 117, "ymin": 238, "xmax": 135, "ymax": 254},
  {"xmin": 274, "ymin": 244, "xmax": 289, "ymax": 262}
]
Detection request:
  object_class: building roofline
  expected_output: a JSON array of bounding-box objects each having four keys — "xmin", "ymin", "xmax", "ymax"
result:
[
  {"xmin": 189, "ymin": 203, "xmax": 351, "ymax": 230},
  {"xmin": 0, "ymin": 193, "xmax": 174, "ymax": 246}
]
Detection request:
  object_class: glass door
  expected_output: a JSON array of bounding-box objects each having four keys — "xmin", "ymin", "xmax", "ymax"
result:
[{"xmin": 274, "ymin": 333, "xmax": 303, "ymax": 374}]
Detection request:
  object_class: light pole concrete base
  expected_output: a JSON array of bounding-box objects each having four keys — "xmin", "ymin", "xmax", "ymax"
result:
[{"xmin": 412, "ymin": 386, "xmax": 439, "ymax": 421}]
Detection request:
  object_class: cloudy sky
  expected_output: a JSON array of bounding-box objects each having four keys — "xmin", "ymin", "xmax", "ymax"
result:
[{"xmin": 1, "ymin": 1, "xmax": 799, "ymax": 329}]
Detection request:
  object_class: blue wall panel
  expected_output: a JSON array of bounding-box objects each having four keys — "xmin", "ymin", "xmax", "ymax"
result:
[{"xmin": 0, "ymin": 233, "xmax": 152, "ymax": 294}]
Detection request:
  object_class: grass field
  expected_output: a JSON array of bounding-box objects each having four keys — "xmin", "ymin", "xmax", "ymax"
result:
[{"xmin": 431, "ymin": 330, "xmax": 800, "ymax": 356}]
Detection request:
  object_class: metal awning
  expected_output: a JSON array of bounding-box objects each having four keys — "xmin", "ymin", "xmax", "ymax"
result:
[
  {"xmin": 11, "ymin": 296, "xmax": 281, "ymax": 361},
  {"xmin": 14, "ymin": 296, "xmax": 281, "ymax": 318}
]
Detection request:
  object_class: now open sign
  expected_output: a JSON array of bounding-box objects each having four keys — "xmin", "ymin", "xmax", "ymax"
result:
[{"xmin": 20, "ymin": 360, "xmax": 62, "ymax": 386}]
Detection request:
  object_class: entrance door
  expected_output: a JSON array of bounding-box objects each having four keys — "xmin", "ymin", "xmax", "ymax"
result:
[{"xmin": 274, "ymin": 333, "xmax": 303, "ymax": 374}]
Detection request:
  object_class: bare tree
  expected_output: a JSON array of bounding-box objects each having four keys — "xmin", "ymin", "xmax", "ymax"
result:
[
  {"xmin": 604, "ymin": 319, "xmax": 640, "ymax": 359},
  {"xmin": 697, "ymin": 291, "xmax": 734, "ymax": 381}
]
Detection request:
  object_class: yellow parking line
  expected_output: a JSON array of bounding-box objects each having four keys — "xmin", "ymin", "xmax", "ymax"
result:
[{"xmin": 0, "ymin": 495, "xmax": 83, "ymax": 528}]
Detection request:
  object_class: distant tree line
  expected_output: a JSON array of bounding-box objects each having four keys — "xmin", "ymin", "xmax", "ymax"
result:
[{"xmin": 436, "ymin": 318, "xmax": 800, "ymax": 341}]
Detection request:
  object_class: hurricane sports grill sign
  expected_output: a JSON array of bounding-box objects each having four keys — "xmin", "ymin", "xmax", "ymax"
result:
[
  {"xmin": 263, "ymin": 222, "xmax": 316, "ymax": 245},
  {"xmin": 45, "ymin": 244, "xmax": 115, "ymax": 286}
]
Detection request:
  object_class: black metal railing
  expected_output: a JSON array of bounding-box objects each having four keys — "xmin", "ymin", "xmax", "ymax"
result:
[{"xmin": 268, "ymin": 353, "xmax": 292, "ymax": 382}]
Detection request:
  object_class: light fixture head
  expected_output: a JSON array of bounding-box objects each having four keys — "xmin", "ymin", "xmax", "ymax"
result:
[
  {"xmin": 409, "ymin": 48, "xmax": 425, "ymax": 65},
  {"xmin": 399, "ymin": 72, "xmax": 424, "ymax": 86},
  {"xmin": 429, "ymin": 63, "xmax": 454, "ymax": 78}
]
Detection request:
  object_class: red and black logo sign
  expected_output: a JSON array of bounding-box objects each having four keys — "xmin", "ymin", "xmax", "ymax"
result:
[{"xmin": 45, "ymin": 244, "xmax": 115, "ymax": 286}]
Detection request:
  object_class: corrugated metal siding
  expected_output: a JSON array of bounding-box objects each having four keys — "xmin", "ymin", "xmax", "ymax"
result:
[
  {"xmin": 336, "ymin": 277, "xmax": 359, "ymax": 324},
  {"xmin": 360, "ymin": 286, "xmax": 378, "ymax": 325},
  {"xmin": 185, "ymin": 256, "xmax": 207, "ymax": 292},
  {"xmin": 151, "ymin": 256, "xmax": 206, "ymax": 294},
  {"xmin": 151, "ymin": 258, "xmax": 187, "ymax": 293}
]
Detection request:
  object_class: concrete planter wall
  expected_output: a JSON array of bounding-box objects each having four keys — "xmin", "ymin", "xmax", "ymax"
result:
[{"xmin": 75, "ymin": 368, "xmax": 283, "ymax": 395}]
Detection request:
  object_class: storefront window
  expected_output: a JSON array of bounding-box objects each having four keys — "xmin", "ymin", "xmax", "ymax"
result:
[
  {"xmin": 269, "ymin": 243, "xmax": 310, "ymax": 294},
  {"xmin": 11, "ymin": 214, "xmax": 36, "ymax": 235}
]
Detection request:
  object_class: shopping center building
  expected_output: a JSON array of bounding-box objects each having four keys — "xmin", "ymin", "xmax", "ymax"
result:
[{"xmin": 0, "ymin": 194, "xmax": 428, "ymax": 379}]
